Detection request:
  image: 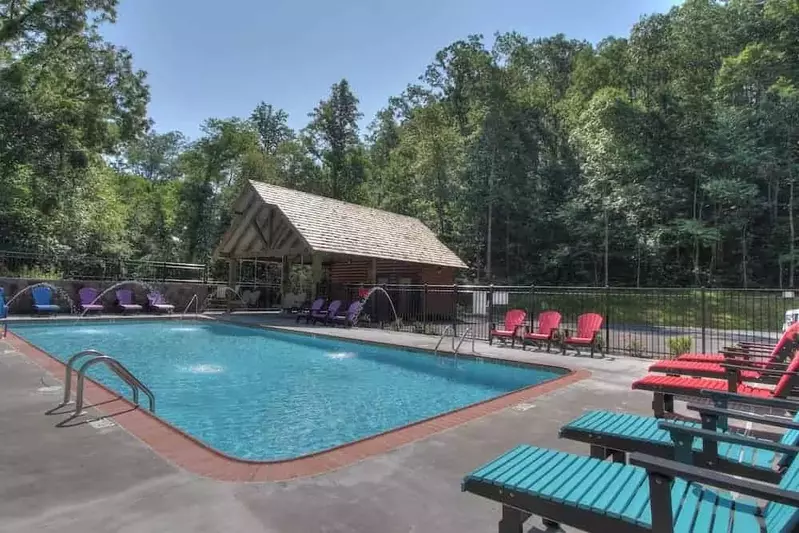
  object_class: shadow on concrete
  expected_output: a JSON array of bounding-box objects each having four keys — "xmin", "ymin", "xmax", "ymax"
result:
[
  {"xmin": 54, "ymin": 405, "xmax": 137, "ymax": 428},
  {"xmin": 44, "ymin": 396, "xmax": 121, "ymax": 416}
]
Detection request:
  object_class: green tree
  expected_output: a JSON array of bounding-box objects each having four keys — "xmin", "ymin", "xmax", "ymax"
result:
[{"xmin": 304, "ymin": 79, "xmax": 365, "ymax": 201}]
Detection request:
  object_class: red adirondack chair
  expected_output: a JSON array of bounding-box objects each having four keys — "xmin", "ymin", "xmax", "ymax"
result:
[
  {"xmin": 522, "ymin": 311, "xmax": 562, "ymax": 352},
  {"xmin": 489, "ymin": 309, "xmax": 527, "ymax": 347},
  {"xmin": 633, "ymin": 352, "xmax": 799, "ymax": 417},
  {"xmin": 562, "ymin": 313, "xmax": 604, "ymax": 358}
]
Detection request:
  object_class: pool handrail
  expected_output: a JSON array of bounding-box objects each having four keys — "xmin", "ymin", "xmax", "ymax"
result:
[
  {"xmin": 434, "ymin": 325, "xmax": 457, "ymax": 355},
  {"xmin": 181, "ymin": 294, "xmax": 199, "ymax": 319},
  {"xmin": 62, "ymin": 349, "xmax": 109, "ymax": 405},
  {"xmin": 455, "ymin": 327, "xmax": 475, "ymax": 355},
  {"xmin": 73, "ymin": 355, "xmax": 155, "ymax": 416}
]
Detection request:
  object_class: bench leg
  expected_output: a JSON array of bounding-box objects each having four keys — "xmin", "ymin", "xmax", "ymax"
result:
[
  {"xmin": 542, "ymin": 518, "xmax": 561, "ymax": 531},
  {"xmin": 664, "ymin": 393, "xmax": 674, "ymax": 414},
  {"xmin": 498, "ymin": 505, "xmax": 529, "ymax": 533},
  {"xmin": 653, "ymin": 393, "xmax": 665, "ymax": 418},
  {"xmin": 590, "ymin": 444, "xmax": 608, "ymax": 459}
]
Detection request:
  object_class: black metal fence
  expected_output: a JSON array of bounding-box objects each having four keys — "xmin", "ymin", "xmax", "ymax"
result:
[
  {"xmin": 328, "ymin": 284, "xmax": 796, "ymax": 358},
  {"xmin": 0, "ymin": 250, "xmax": 211, "ymax": 283}
]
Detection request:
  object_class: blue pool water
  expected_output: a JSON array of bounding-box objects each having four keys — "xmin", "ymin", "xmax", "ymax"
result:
[{"xmin": 11, "ymin": 320, "xmax": 563, "ymax": 460}]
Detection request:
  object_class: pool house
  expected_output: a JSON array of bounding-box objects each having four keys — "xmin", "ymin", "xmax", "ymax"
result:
[{"xmin": 214, "ymin": 180, "xmax": 468, "ymax": 315}]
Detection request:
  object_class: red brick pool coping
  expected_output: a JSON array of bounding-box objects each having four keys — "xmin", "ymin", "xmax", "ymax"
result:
[{"xmin": 6, "ymin": 331, "xmax": 590, "ymax": 482}]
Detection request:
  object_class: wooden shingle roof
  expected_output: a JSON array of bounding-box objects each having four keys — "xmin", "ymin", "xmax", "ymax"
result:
[{"xmin": 217, "ymin": 181, "xmax": 467, "ymax": 269}]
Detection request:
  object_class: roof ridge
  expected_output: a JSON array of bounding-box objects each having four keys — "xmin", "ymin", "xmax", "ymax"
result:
[
  {"xmin": 248, "ymin": 180, "xmax": 424, "ymax": 224},
  {"xmin": 243, "ymin": 179, "xmax": 467, "ymax": 269}
]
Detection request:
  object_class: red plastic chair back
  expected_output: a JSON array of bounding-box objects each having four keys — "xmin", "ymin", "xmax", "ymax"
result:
[
  {"xmin": 576, "ymin": 313, "xmax": 603, "ymax": 339},
  {"xmin": 503, "ymin": 309, "xmax": 527, "ymax": 332},
  {"xmin": 774, "ymin": 351, "xmax": 799, "ymax": 397},
  {"xmin": 771, "ymin": 322, "xmax": 799, "ymax": 361},
  {"xmin": 536, "ymin": 311, "xmax": 562, "ymax": 336}
]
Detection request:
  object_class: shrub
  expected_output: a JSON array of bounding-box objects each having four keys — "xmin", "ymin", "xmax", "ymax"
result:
[
  {"xmin": 667, "ymin": 336, "xmax": 693, "ymax": 358},
  {"xmin": 624, "ymin": 336, "xmax": 645, "ymax": 358}
]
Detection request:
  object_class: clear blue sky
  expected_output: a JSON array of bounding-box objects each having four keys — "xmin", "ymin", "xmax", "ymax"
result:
[{"xmin": 102, "ymin": 0, "xmax": 682, "ymax": 140}]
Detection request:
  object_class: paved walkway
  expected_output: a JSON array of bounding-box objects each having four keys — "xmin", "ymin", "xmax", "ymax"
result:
[{"xmin": 1, "ymin": 319, "xmax": 658, "ymax": 533}]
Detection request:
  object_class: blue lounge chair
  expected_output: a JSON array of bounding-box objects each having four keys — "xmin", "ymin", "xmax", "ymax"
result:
[
  {"xmin": 1, "ymin": 288, "xmax": 8, "ymax": 337},
  {"xmin": 311, "ymin": 299, "xmax": 342, "ymax": 325},
  {"xmin": 463, "ymin": 442, "xmax": 799, "ymax": 533},
  {"xmin": 297, "ymin": 298, "xmax": 325, "ymax": 324},
  {"xmin": 32, "ymin": 286, "xmax": 60, "ymax": 314},
  {"xmin": 560, "ymin": 403, "xmax": 799, "ymax": 483}
]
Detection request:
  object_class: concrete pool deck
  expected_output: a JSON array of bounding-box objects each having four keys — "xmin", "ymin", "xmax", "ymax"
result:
[{"xmin": 0, "ymin": 316, "xmax": 696, "ymax": 532}]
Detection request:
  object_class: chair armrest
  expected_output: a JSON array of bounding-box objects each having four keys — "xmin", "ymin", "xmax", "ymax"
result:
[
  {"xmin": 720, "ymin": 363, "xmax": 799, "ymax": 377},
  {"xmin": 739, "ymin": 342, "xmax": 777, "ymax": 349},
  {"xmin": 659, "ymin": 421, "xmax": 799, "ymax": 454},
  {"xmin": 686, "ymin": 403, "xmax": 799, "ymax": 430},
  {"xmin": 700, "ymin": 389, "xmax": 799, "ymax": 410},
  {"xmin": 629, "ymin": 453, "xmax": 799, "ymax": 507}
]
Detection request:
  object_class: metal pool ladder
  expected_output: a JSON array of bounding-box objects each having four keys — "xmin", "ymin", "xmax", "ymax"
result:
[
  {"xmin": 434, "ymin": 326, "xmax": 475, "ymax": 357},
  {"xmin": 62, "ymin": 350, "xmax": 155, "ymax": 417},
  {"xmin": 181, "ymin": 294, "xmax": 199, "ymax": 319}
]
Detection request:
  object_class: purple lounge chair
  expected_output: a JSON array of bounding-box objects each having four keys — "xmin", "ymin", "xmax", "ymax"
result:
[
  {"xmin": 79, "ymin": 288, "xmax": 104, "ymax": 313},
  {"xmin": 297, "ymin": 298, "xmax": 325, "ymax": 324},
  {"xmin": 332, "ymin": 301, "xmax": 361, "ymax": 328},
  {"xmin": 116, "ymin": 289, "xmax": 142, "ymax": 312},
  {"xmin": 147, "ymin": 292, "xmax": 174, "ymax": 313},
  {"xmin": 312, "ymin": 300, "xmax": 342, "ymax": 325},
  {"xmin": 32, "ymin": 286, "xmax": 60, "ymax": 314}
]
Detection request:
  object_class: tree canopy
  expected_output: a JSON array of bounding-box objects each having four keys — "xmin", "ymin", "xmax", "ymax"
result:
[{"xmin": 2, "ymin": 0, "xmax": 799, "ymax": 288}]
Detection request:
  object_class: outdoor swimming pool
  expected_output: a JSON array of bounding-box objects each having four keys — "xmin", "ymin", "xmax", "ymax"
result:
[{"xmin": 11, "ymin": 320, "xmax": 565, "ymax": 461}]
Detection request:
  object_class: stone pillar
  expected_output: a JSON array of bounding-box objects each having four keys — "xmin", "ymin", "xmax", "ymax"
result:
[
  {"xmin": 310, "ymin": 253, "xmax": 323, "ymax": 299},
  {"xmin": 369, "ymin": 258, "xmax": 377, "ymax": 285},
  {"xmin": 281, "ymin": 256, "xmax": 292, "ymax": 306},
  {"xmin": 227, "ymin": 259, "xmax": 238, "ymax": 289}
]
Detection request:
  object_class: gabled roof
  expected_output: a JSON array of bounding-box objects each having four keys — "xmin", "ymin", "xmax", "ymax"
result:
[{"xmin": 215, "ymin": 181, "xmax": 468, "ymax": 269}]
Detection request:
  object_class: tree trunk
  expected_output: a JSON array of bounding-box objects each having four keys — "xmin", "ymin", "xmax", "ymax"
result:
[
  {"xmin": 505, "ymin": 211, "xmax": 510, "ymax": 280},
  {"xmin": 636, "ymin": 237, "xmax": 641, "ymax": 288},
  {"xmin": 486, "ymin": 149, "xmax": 495, "ymax": 283},
  {"xmin": 790, "ymin": 177, "xmax": 795, "ymax": 288},
  {"xmin": 741, "ymin": 226, "xmax": 748, "ymax": 289},
  {"xmin": 693, "ymin": 178, "xmax": 701, "ymax": 286},
  {"xmin": 604, "ymin": 209, "xmax": 609, "ymax": 287}
]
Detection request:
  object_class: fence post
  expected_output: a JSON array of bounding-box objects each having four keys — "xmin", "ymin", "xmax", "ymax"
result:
[
  {"xmin": 452, "ymin": 283, "xmax": 459, "ymax": 337},
  {"xmin": 422, "ymin": 283, "xmax": 428, "ymax": 334},
  {"xmin": 604, "ymin": 285, "xmax": 611, "ymax": 354},
  {"xmin": 488, "ymin": 284, "xmax": 495, "ymax": 339},
  {"xmin": 701, "ymin": 286, "xmax": 707, "ymax": 355}
]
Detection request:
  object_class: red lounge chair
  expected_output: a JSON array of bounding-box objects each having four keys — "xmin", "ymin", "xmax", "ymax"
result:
[
  {"xmin": 675, "ymin": 322, "xmax": 799, "ymax": 363},
  {"xmin": 561, "ymin": 312, "xmax": 604, "ymax": 358},
  {"xmin": 633, "ymin": 352, "xmax": 799, "ymax": 417},
  {"xmin": 489, "ymin": 309, "xmax": 527, "ymax": 347},
  {"xmin": 649, "ymin": 331, "xmax": 797, "ymax": 383},
  {"xmin": 522, "ymin": 310, "xmax": 561, "ymax": 352}
]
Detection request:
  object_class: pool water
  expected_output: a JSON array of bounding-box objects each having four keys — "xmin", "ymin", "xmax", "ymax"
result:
[{"xmin": 11, "ymin": 320, "xmax": 563, "ymax": 461}]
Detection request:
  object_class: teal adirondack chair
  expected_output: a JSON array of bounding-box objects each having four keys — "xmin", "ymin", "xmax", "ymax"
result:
[
  {"xmin": 463, "ymin": 433, "xmax": 799, "ymax": 532},
  {"xmin": 560, "ymin": 404, "xmax": 799, "ymax": 483}
]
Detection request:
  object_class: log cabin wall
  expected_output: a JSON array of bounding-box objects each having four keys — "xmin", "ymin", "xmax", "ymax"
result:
[{"xmin": 325, "ymin": 258, "xmax": 457, "ymax": 320}]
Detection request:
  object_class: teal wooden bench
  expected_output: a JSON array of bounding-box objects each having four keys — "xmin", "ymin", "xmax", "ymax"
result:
[
  {"xmin": 559, "ymin": 404, "xmax": 799, "ymax": 483},
  {"xmin": 462, "ymin": 443, "xmax": 799, "ymax": 532}
]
